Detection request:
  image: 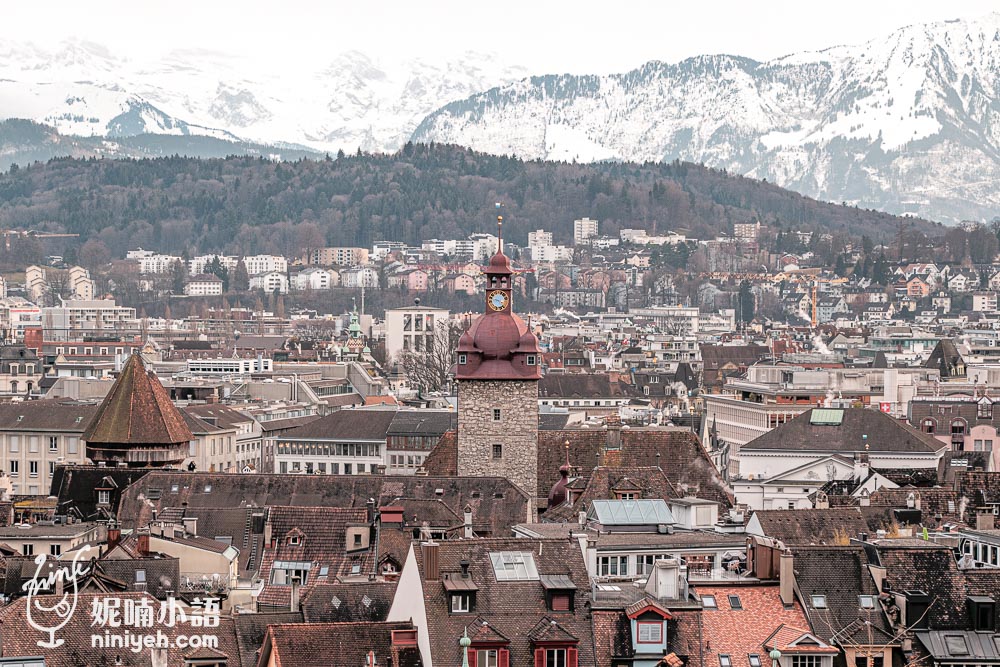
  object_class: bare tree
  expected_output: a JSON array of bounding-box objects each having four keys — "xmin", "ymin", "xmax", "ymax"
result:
[{"xmin": 398, "ymin": 320, "xmax": 465, "ymax": 394}]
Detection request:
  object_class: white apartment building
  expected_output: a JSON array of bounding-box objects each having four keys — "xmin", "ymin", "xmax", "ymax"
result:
[
  {"xmin": 529, "ymin": 245, "xmax": 574, "ymax": 263},
  {"xmin": 384, "ymin": 305, "xmax": 450, "ymax": 360},
  {"xmin": 184, "ymin": 274, "xmax": 224, "ymax": 296},
  {"xmin": 242, "ymin": 255, "xmax": 288, "ymax": 276},
  {"xmin": 620, "ymin": 229, "xmax": 688, "ymax": 245},
  {"xmin": 372, "ymin": 242, "xmax": 406, "ymax": 262},
  {"xmin": 292, "ymin": 268, "xmax": 338, "ymax": 291},
  {"xmin": 126, "ymin": 249, "xmax": 155, "ymax": 260},
  {"xmin": 574, "ymin": 217, "xmax": 599, "ymax": 245},
  {"xmin": 340, "ymin": 267, "xmax": 380, "ymax": 288},
  {"xmin": 138, "ymin": 254, "xmax": 184, "ymax": 274},
  {"xmin": 67, "ymin": 267, "xmax": 95, "ymax": 301},
  {"xmin": 528, "ymin": 230, "xmax": 553, "ymax": 248},
  {"xmin": 250, "ymin": 271, "xmax": 289, "ymax": 294},
  {"xmin": 42, "ymin": 300, "xmax": 137, "ymax": 341},
  {"xmin": 188, "ymin": 255, "xmax": 239, "ymax": 276},
  {"xmin": 628, "ymin": 306, "xmax": 700, "ymax": 334},
  {"xmin": 468, "ymin": 234, "xmax": 499, "ymax": 260},
  {"xmin": 0, "ymin": 298, "xmax": 41, "ymax": 342}
]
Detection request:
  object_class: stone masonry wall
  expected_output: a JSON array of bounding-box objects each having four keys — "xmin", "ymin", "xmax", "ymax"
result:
[{"xmin": 457, "ymin": 379, "xmax": 538, "ymax": 501}]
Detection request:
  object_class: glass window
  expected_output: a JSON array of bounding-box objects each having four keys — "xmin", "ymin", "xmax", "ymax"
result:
[
  {"xmin": 791, "ymin": 658, "xmax": 821, "ymax": 667},
  {"xmin": 728, "ymin": 594, "xmax": 743, "ymax": 610},
  {"xmin": 859, "ymin": 595, "xmax": 876, "ymax": 609},
  {"xmin": 450, "ymin": 594, "xmax": 470, "ymax": 613},
  {"xmin": 702, "ymin": 595, "xmax": 717, "ymax": 609},
  {"xmin": 749, "ymin": 655, "xmax": 762, "ymax": 667},
  {"xmin": 493, "ymin": 444, "xmax": 502, "ymax": 459},
  {"xmin": 812, "ymin": 595, "xmax": 827, "ymax": 609},
  {"xmin": 493, "ymin": 408, "xmax": 501, "ymax": 421},
  {"xmin": 637, "ymin": 621, "xmax": 663, "ymax": 643},
  {"xmin": 545, "ymin": 649, "xmax": 566, "ymax": 667},
  {"xmin": 598, "ymin": 556, "xmax": 628, "ymax": 577},
  {"xmin": 476, "ymin": 649, "xmax": 498, "ymax": 667},
  {"xmin": 720, "ymin": 656, "xmax": 732, "ymax": 667}
]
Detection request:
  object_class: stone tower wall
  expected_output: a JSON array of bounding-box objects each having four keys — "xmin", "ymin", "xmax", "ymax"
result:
[{"xmin": 457, "ymin": 379, "xmax": 538, "ymax": 500}]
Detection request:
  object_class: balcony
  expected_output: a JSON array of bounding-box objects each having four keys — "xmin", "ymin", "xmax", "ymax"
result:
[{"xmin": 179, "ymin": 572, "xmax": 230, "ymax": 596}]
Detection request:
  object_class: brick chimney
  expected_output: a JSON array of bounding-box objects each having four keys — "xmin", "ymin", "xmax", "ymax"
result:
[
  {"xmin": 421, "ymin": 542, "xmax": 440, "ymax": 581},
  {"xmin": 137, "ymin": 532, "xmax": 150, "ymax": 556},
  {"xmin": 107, "ymin": 527, "xmax": 121, "ymax": 549}
]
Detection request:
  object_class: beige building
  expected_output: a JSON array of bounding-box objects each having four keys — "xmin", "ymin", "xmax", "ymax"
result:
[
  {"xmin": 0, "ymin": 400, "xmax": 97, "ymax": 495},
  {"xmin": 0, "ymin": 521, "xmax": 104, "ymax": 557},
  {"xmin": 383, "ymin": 304, "xmax": 450, "ymax": 361},
  {"xmin": 304, "ymin": 247, "xmax": 370, "ymax": 267}
]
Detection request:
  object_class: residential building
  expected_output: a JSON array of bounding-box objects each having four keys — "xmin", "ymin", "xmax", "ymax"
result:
[
  {"xmin": 384, "ymin": 304, "xmax": 450, "ymax": 360},
  {"xmin": 305, "ymin": 247, "xmax": 370, "ymax": 266},
  {"xmin": 573, "ymin": 217, "xmax": 599, "ymax": 244},
  {"xmin": 0, "ymin": 400, "xmax": 96, "ymax": 495},
  {"xmin": 41, "ymin": 300, "xmax": 137, "ymax": 341},
  {"xmin": 340, "ymin": 266, "xmax": 380, "ymax": 288},
  {"xmin": 188, "ymin": 254, "xmax": 239, "ymax": 275},
  {"xmin": 137, "ymin": 254, "xmax": 183, "ymax": 274},
  {"xmin": 184, "ymin": 273, "xmax": 224, "ymax": 296},
  {"xmin": 527, "ymin": 229, "xmax": 553, "ymax": 248},
  {"xmin": 291, "ymin": 268, "xmax": 338, "ymax": 291},
  {"xmin": 243, "ymin": 254, "xmax": 288, "ymax": 276},
  {"xmin": 250, "ymin": 271, "xmax": 290, "ymax": 294}
]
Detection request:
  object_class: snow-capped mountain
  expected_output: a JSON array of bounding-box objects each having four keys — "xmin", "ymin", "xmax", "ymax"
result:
[
  {"xmin": 413, "ymin": 14, "xmax": 1000, "ymax": 223},
  {"xmin": 0, "ymin": 40, "xmax": 526, "ymax": 153}
]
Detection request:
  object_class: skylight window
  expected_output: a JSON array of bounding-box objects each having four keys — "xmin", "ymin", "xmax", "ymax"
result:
[
  {"xmin": 702, "ymin": 595, "xmax": 717, "ymax": 609},
  {"xmin": 728, "ymin": 594, "xmax": 743, "ymax": 610},
  {"xmin": 859, "ymin": 595, "xmax": 877, "ymax": 609},
  {"xmin": 489, "ymin": 551, "xmax": 539, "ymax": 581},
  {"xmin": 720, "ymin": 655, "xmax": 732, "ymax": 667},
  {"xmin": 811, "ymin": 595, "xmax": 827, "ymax": 609},
  {"xmin": 749, "ymin": 655, "xmax": 762, "ymax": 667}
]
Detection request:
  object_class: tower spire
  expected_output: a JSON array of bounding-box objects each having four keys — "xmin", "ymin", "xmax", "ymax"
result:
[{"xmin": 495, "ymin": 201, "xmax": 503, "ymax": 255}]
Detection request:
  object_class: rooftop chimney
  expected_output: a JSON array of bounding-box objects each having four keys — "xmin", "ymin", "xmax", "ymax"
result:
[
  {"xmin": 137, "ymin": 532, "xmax": 150, "ymax": 557},
  {"xmin": 421, "ymin": 542, "xmax": 440, "ymax": 581},
  {"xmin": 182, "ymin": 516, "xmax": 198, "ymax": 537},
  {"xmin": 977, "ymin": 507, "xmax": 996, "ymax": 531},
  {"xmin": 779, "ymin": 550, "xmax": 794, "ymax": 607},
  {"xmin": 107, "ymin": 527, "xmax": 121, "ymax": 549},
  {"xmin": 460, "ymin": 559, "xmax": 470, "ymax": 578},
  {"xmin": 290, "ymin": 576, "xmax": 301, "ymax": 612},
  {"xmin": 463, "ymin": 505, "xmax": 473, "ymax": 539}
]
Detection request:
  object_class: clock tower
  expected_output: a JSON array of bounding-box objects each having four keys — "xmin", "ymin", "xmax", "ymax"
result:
[{"xmin": 456, "ymin": 208, "xmax": 541, "ymax": 504}]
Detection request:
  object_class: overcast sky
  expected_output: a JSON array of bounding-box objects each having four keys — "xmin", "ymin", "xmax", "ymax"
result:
[{"xmin": 2, "ymin": 1, "xmax": 999, "ymax": 74}]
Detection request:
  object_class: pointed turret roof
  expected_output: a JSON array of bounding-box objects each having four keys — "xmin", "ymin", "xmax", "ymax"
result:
[{"xmin": 84, "ymin": 354, "xmax": 193, "ymax": 445}]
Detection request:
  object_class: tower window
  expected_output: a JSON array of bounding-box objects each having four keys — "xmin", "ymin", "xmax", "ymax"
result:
[
  {"xmin": 458, "ymin": 353, "xmax": 467, "ymax": 365},
  {"xmin": 493, "ymin": 408, "xmax": 501, "ymax": 421},
  {"xmin": 493, "ymin": 444, "xmax": 503, "ymax": 459},
  {"xmin": 527, "ymin": 355, "xmax": 537, "ymax": 366}
]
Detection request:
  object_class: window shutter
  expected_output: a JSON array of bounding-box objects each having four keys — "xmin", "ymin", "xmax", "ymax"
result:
[
  {"xmin": 552, "ymin": 594, "xmax": 570, "ymax": 611},
  {"xmin": 498, "ymin": 648, "xmax": 510, "ymax": 667},
  {"xmin": 534, "ymin": 648, "xmax": 545, "ymax": 667},
  {"xmin": 467, "ymin": 648, "xmax": 477, "ymax": 667},
  {"xmin": 567, "ymin": 647, "xmax": 579, "ymax": 667}
]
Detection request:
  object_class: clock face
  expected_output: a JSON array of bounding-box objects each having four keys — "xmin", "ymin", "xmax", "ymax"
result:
[{"xmin": 488, "ymin": 290, "xmax": 509, "ymax": 311}]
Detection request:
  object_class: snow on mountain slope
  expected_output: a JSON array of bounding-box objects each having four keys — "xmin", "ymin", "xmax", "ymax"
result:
[
  {"xmin": 0, "ymin": 40, "xmax": 526, "ymax": 154},
  {"xmin": 413, "ymin": 14, "xmax": 1000, "ymax": 223}
]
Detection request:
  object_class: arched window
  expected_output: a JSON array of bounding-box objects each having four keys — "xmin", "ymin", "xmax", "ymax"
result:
[
  {"xmin": 921, "ymin": 418, "xmax": 936, "ymax": 434},
  {"xmin": 979, "ymin": 398, "xmax": 993, "ymax": 420},
  {"xmin": 952, "ymin": 418, "xmax": 968, "ymax": 436},
  {"xmin": 10, "ymin": 381, "xmax": 17, "ymax": 393}
]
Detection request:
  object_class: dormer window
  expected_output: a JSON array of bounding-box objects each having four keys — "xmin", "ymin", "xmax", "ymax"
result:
[
  {"xmin": 458, "ymin": 353, "xmax": 468, "ymax": 365},
  {"xmin": 288, "ymin": 536, "xmax": 300, "ymax": 546},
  {"xmin": 637, "ymin": 620, "xmax": 663, "ymax": 643},
  {"xmin": 527, "ymin": 355, "xmax": 537, "ymax": 366},
  {"xmin": 451, "ymin": 593, "xmax": 471, "ymax": 613}
]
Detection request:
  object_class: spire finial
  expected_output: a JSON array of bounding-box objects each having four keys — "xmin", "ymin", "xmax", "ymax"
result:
[{"xmin": 495, "ymin": 201, "xmax": 503, "ymax": 254}]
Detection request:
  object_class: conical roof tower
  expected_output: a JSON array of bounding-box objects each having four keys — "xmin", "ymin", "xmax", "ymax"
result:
[{"xmin": 83, "ymin": 354, "xmax": 192, "ymax": 467}]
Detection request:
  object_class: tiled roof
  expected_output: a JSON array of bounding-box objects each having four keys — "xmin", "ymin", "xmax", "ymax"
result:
[
  {"xmin": 257, "ymin": 506, "xmax": 370, "ymax": 608},
  {"xmin": 790, "ymin": 546, "xmax": 894, "ymax": 644},
  {"xmin": 117, "ymin": 472, "xmax": 529, "ymax": 538},
  {"xmin": 83, "ymin": 353, "xmax": 193, "ymax": 445},
  {"xmin": 262, "ymin": 620, "xmax": 422, "ymax": 667},
  {"xmin": 695, "ymin": 584, "xmax": 813, "ymax": 667},
  {"xmin": 743, "ymin": 408, "xmax": 943, "ymax": 454},
  {"xmin": 750, "ymin": 507, "xmax": 895, "ymax": 545},
  {"xmin": 874, "ymin": 540, "xmax": 969, "ymax": 629},
  {"xmin": 412, "ymin": 537, "xmax": 595, "ymax": 667},
  {"xmin": 544, "ymin": 467, "xmax": 679, "ymax": 522},
  {"xmin": 0, "ymin": 400, "xmax": 98, "ymax": 432},
  {"xmin": 233, "ymin": 612, "xmax": 303, "ymax": 667},
  {"xmin": 300, "ymin": 581, "xmax": 397, "ymax": 622},
  {"xmin": 278, "ymin": 408, "xmax": 397, "ymax": 441},
  {"xmin": 538, "ymin": 373, "xmax": 633, "ymax": 398}
]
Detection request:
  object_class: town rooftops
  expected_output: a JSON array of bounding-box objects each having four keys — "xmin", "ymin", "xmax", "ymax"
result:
[{"xmin": 742, "ymin": 408, "xmax": 944, "ymax": 454}]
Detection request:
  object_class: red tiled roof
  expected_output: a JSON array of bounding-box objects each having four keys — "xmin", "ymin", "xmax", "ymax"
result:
[{"xmin": 83, "ymin": 354, "xmax": 193, "ymax": 445}]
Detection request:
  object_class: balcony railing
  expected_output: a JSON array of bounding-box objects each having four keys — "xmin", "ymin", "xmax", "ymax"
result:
[{"xmin": 179, "ymin": 572, "xmax": 230, "ymax": 595}]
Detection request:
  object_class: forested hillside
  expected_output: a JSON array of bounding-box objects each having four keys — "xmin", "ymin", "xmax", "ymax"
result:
[{"xmin": 0, "ymin": 143, "xmax": 939, "ymax": 260}]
